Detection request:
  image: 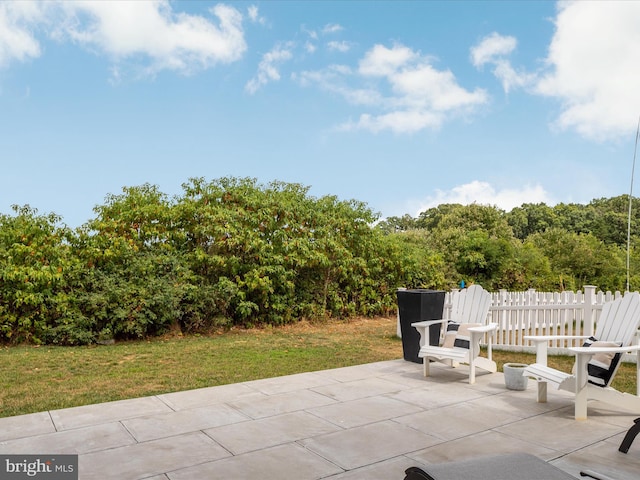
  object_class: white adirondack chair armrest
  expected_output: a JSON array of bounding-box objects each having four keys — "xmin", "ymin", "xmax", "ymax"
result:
[
  {"xmin": 467, "ymin": 323, "xmax": 498, "ymax": 333},
  {"xmin": 524, "ymin": 335, "xmax": 590, "ymax": 365},
  {"xmin": 411, "ymin": 319, "xmax": 448, "ymax": 329},
  {"xmin": 568, "ymin": 344, "xmax": 640, "ymax": 355},
  {"xmin": 524, "ymin": 334, "xmax": 589, "ymax": 342},
  {"xmin": 466, "ymin": 323, "xmax": 497, "ymax": 362},
  {"xmin": 411, "ymin": 319, "xmax": 448, "ymax": 347}
]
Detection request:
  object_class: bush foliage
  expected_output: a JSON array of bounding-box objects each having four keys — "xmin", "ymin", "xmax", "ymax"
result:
[
  {"xmin": 1, "ymin": 179, "xmax": 419, "ymax": 344},
  {"xmin": 1, "ymin": 178, "xmax": 638, "ymax": 344}
]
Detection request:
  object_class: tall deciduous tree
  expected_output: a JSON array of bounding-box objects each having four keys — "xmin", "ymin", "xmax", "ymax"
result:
[
  {"xmin": 506, "ymin": 203, "xmax": 559, "ymax": 239},
  {"xmin": 527, "ymin": 228, "xmax": 625, "ymax": 291},
  {"xmin": 0, "ymin": 206, "xmax": 85, "ymax": 343}
]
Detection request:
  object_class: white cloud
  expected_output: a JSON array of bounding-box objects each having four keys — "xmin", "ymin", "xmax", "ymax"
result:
[
  {"xmin": 359, "ymin": 44, "xmax": 418, "ymax": 77},
  {"xmin": 344, "ymin": 44, "xmax": 487, "ymax": 133},
  {"xmin": 342, "ymin": 110, "xmax": 441, "ymax": 134},
  {"xmin": 301, "ymin": 25, "xmax": 318, "ymax": 40},
  {"xmin": 391, "ymin": 64, "xmax": 487, "ymax": 111},
  {"xmin": 535, "ymin": 1, "xmax": 640, "ymax": 141},
  {"xmin": 470, "ymin": 32, "xmax": 534, "ymax": 94},
  {"xmin": 59, "ymin": 2, "xmax": 246, "ymax": 75},
  {"xmin": 245, "ymin": 43, "xmax": 294, "ymax": 94},
  {"xmin": 491, "ymin": 61, "xmax": 534, "ymax": 94},
  {"xmin": 413, "ymin": 181, "xmax": 554, "ymax": 214},
  {"xmin": 294, "ymin": 65, "xmax": 382, "ymax": 106},
  {"xmin": 294, "ymin": 64, "xmax": 348, "ymax": 85},
  {"xmin": 0, "ymin": 1, "xmax": 247, "ymax": 76},
  {"xmin": 0, "ymin": 2, "xmax": 45, "ymax": 67},
  {"xmin": 327, "ymin": 40, "xmax": 351, "ymax": 53},
  {"xmin": 297, "ymin": 43, "xmax": 487, "ymax": 134},
  {"xmin": 247, "ymin": 5, "xmax": 265, "ymax": 25},
  {"xmin": 340, "ymin": 87, "xmax": 381, "ymax": 106},
  {"xmin": 322, "ymin": 23, "xmax": 343, "ymax": 35},
  {"xmin": 300, "ymin": 25, "xmax": 318, "ymax": 54},
  {"xmin": 471, "ymin": 32, "xmax": 516, "ymax": 67}
]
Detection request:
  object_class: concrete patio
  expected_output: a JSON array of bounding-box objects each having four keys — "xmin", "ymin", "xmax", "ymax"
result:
[{"xmin": 1, "ymin": 359, "xmax": 639, "ymax": 479}]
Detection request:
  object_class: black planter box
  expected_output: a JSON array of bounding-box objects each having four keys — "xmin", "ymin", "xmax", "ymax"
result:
[{"xmin": 397, "ymin": 289, "xmax": 446, "ymax": 363}]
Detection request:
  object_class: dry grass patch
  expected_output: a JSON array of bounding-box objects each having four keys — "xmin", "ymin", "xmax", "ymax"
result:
[{"xmin": 0, "ymin": 316, "xmax": 402, "ymax": 418}]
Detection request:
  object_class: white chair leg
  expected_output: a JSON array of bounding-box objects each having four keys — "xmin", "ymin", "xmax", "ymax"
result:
[
  {"xmin": 575, "ymin": 353, "xmax": 589, "ymax": 420},
  {"xmin": 637, "ymin": 349, "xmax": 640, "ymax": 397},
  {"xmin": 423, "ymin": 357, "xmax": 430, "ymax": 377},
  {"xmin": 537, "ymin": 381, "xmax": 547, "ymax": 403},
  {"xmin": 469, "ymin": 341, "xmax": 477, "ymax": 384}
]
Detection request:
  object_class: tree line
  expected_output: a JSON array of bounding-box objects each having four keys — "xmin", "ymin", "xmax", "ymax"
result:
[
  {"xmin": 1, "ymin": 176, "xmax": 639, "ymax": 344},
  {"xmin": 378, "ymin": 195, "xmax": 640, "ymax": 292}
]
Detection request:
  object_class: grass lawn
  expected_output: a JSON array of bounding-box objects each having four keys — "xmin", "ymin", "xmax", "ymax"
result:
[{"xmin": 1, "ymin": 316, "xmax": 636, "ymax": 418}]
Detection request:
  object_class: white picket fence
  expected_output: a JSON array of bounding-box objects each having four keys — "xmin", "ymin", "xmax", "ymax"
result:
[{"xmin": 446, "ymin": 285, "xmax": 628, "ymax": 356}]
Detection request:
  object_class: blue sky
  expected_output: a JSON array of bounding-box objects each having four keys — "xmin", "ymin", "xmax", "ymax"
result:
[{"xmin": 2, "ymin": 1, "xmax": 640, "ymax": 227}]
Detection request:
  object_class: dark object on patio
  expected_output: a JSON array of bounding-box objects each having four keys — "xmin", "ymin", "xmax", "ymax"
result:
[
  {"xmin": 396, "ymin": 289, "xmax": 445, "ymax": 363},
  {"xmin": 580, "ymin": 470, "xmax": 618, "ymax": 480},
  {"xmin": 403, "ymin": 466, "xmax": 435, "ymax": 480},
  {"xmin": 403, "ymin": 453, "xmax": 579, "ymax": 480},
  {"xmin": 619, "ymin": 416, "xmax": 640, "ymax": 453}
]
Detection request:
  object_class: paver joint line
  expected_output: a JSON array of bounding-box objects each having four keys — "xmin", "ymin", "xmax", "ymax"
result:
[
  {"xmin": 47, "ymin": 411, "xmax": 58, "ymax": 433},
  {"xmin": 155, "ymin": 394, "xmax": 178, "ymax": 412}
]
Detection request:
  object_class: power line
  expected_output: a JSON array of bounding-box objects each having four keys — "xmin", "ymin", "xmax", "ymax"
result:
[{"xmin": 626, "ymin": 115, "xmax": 640, "ymax": 292}]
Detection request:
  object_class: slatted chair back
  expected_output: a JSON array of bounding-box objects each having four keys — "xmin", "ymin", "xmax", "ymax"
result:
[
  {"xmin": 595, "ymin": 292, "xmax": 640, "ymax": 346},
  {"xmin": 451, "ymin": 285, "xmax": 492, "ymax": 325}
]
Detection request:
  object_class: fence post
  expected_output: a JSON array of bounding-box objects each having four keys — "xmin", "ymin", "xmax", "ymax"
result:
[
  {"xmin": 583, "ymin": 285, "xmax": 597, "ymax": 337},
  {"xmin": 497, "ymin": 289, "xmax": 507, "ymax": 344}
]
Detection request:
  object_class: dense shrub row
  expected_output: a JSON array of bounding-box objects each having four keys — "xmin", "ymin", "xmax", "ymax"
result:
[
  {"xmin": 0, "ymin": 178, "xmax": 436, "ymax": 344},
  {"xmin": 2, "ymin": 177, "xmax": 639, "ymax": 345}
]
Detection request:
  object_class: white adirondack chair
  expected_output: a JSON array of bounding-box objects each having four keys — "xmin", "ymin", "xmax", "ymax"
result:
[
  {"xmin": 523, "ymin": 292, "xmax": 640, "ymax": 420},
  {"xmin": 412, "ymin": 285, "xmax": 496, "ymax": 384}
]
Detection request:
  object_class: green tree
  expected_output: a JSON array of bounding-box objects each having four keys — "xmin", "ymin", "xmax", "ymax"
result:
[
  {"xmin": 587, "ymin": 195, "xmax": 640, "ymax": 246},
  {"xmin": 452, "ymin": 230, "xmax": 518, "ymax": 290},
  {"xmin": 506, "ymin": 203, "xmax": 558, "ymax": 240},
  {"xmin": 416, "ymin": 204, "xmax": 516, "ymax": 288},
  {"xmin": 384, "ymin": 229, "xmax": 446, "ymax": 290},
  {"xmin": 376, "ymin": 214, "xmax": 418, "ymax": 233},
  {"xmin": 416, "ymin": 203, "xmax": 464, "ymax": 231},
  {"xmin": 73, "ymin": 184, "xmax": 188, "ymax": 340},
  {"xmin": 175, "ymin": 177, "xmax": 394, "ymax": 323},
  {"xmin": 0, "ymin": 206, "xmax": 85, "ymax": 344},
  {"xmin": 176, "ymin": 177, "xmax": 309, "ymax": 324},
  {"xmin": 526, "ymin": 228, "xmax": 625, "ymax": 291},
  {"xmin": 505, "ymin": 242, "xmax": 555, "ymax": 290},
  {"xmin": 552, "ymin": 203, "xmax": 596, "ymax": 237}
]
